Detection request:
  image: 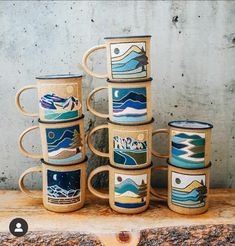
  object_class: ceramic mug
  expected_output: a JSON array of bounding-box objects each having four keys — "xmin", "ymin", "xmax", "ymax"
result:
[
  {"xmin": 87, "ymin": 79, "xmax": 152, "ymax": 124},
  {"xmin": 19, "ymin": 116, "xmax": 85, "ymax": 165},
  {"xmin": 19, "ymin": 158, "xmax": 87, "ymax": 212},
  {"xmin": 87, "ymin": 119, "xmax": 154, "ymax": 169},
  {"xmin": 152, "ymin": 121, "xmax": 213, "ymax": 169},
  {"xmin": 88, "ymin": 164, "xmax": 151, "ymax": 214},
  {"xmin": 16, "ymin": 74, "xmax": 83, "ymax": 122},
  {"xmin": 82, "ymin": 35, "xmax": 151, "ymax": 81},
  {"xmin": 151, "ymin": 162, "xmax": 211, "ymax": 215}
]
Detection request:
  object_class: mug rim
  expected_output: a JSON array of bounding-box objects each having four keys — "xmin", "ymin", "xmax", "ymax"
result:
[
  {"xmin": 41, "ymin": 156, "xmax": 88, "ymax": 166},
  {"xmin": 167, "ymin": 159, "xmax": 212, "ymax": 170},
  {"xmin": 109, "ymin": 162, "xmax": 153, "ymax": 170},
  {"xmin": 104, "ymin": 35, "xmax": 151, "ymax": 39},
  {"xmin": 108, "ymin": 117, "xmax": 154, "ymax": 126},
  {"xmin": 107, "ymin": 77, "xmax": 153, "ymax": 83},
  {"xmin": 168, "ymin": 120, "xmax": 213, "ymax": 130},
  {"xmin": 38, "ymin": 114, "xmax": 85, "ymax": 124},
  {"xmin": 36, "ymin": 74, "xmax": 83, "ymax": 79}
]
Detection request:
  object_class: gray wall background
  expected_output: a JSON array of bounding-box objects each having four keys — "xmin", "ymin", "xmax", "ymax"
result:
[{"xmin": 0, "ymin": 1, "xmax": 234, "ymax": 190}]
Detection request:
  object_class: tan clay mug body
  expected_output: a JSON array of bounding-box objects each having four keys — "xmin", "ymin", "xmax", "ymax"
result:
[
  {"xmin": 19, "ymin": 158, "xmax": 87, "ymax": 212},
  {"xmin": 87, "ymin": 119, "xmax": 154, "ymax": 169},
  {"xmin": 82, "ymin": 35, "xmax": 151, "ymax": 81},
  {"xmin": 19, "ymin": 116, "xmax": 85, "ymax": 165},
  {"xmin": 88, "ymin": 164, "xmax": 151, "ymax": 214},
  {"xmin": 87, "ymin": 79, "xmax": 152, "ymax": 124},
  {"xmin": 152, "ymin": 121, "xmax": 213, "ymax": 169},
  {"xmin": 151, "ymin": 162, "xmax": 211, "ymax": 215},
  {"xmin": 16, "ymin": 74, "xmax": 83, "ymax": 122}
]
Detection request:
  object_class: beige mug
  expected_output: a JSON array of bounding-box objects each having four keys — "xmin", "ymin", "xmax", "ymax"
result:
[
  {"xmin": 82, "ymin": 35, "xmax": 151, "ymax": 81},
  {"xmin": 16, "ymin": 74, "xmax": 83, "ymax": 122},
  {"xmin": 87, "ymin": 119, "xmax": 154, "ymax": 169},
  {"xmin": 19, "ymin": 158, "xmax": 87, "ymax": 212},
  {"xmin": 151, "ymin": 162, "xmax": 211, "ymax": 215},
  {"xmin": 19, "ymin": 116, "xmax": 85, "ymax": 165},
  {"xmin": 152, "ymin": 120, "xmax": 213, "ymax": 169},
  {"xmin": 88, "ymin": 164, "xmax": 152, "ymax": 214},
  {"xmin": 87, "ymin": 79, "xmax": 152, "ymax": 124}
]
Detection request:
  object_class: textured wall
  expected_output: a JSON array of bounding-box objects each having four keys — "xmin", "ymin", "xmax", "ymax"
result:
[{"xmin": 0, "ymin": 1, "xmax": 234, "ymax": 189}]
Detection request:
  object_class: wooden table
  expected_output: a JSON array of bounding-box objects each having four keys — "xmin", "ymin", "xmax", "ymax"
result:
[{"xmin": 0, "ymin": 189, "xmax": 234, "ymax": 245}]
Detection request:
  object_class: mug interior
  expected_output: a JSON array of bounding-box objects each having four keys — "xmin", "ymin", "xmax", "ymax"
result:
[
  {"xmin": 36, "ymin": 74, "xmax": 82, "ymax": 79},
  {"xmin": 168, "ymin": 120, "xmax": 213, "ymax": 129}
]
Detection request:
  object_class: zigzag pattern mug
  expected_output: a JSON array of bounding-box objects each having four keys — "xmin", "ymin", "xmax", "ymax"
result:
[{"xmin": 82, "ymin": 36, "xmax": 151, "ymax": 81}]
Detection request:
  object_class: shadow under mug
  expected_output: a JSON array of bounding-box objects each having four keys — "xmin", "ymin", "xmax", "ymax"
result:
[
  {"xmin": 87, "ymin": 119, "xmax": 156, "ymax": 169},
  {"xmin": 19, "ymin": 158, "xmax": 87, "ymax": 212},
  {"xmin": 151, "ymin": 162, "xmax": 211, "ymax": 215},
  {"xmin": 152, "ymin": 120, "xmax": 213, "ymax": 169},
  {"xmin": 82, "ymin": 35, "xmax": 151, "ymax": 81},
  {"xmin": 88, "ymin": 164, "xmax": 152, "ymax": 214},
  {"xmin": 87, "ymin": 79, "xmax": 152, "ymax": 124},
  {"xmin": 19, "ymin": 116, "xmax": 86, "ymax": 165},
  {"xmin": 16, "ymin": 74, "xmax": 83, "ymax": 122}
]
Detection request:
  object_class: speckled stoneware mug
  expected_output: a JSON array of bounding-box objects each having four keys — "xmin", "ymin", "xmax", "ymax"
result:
[
  {"xmin": 18, "ymin": 116, "xmax": 85, "ymax": 165},
  {"xmin": 152, "ymin": 121, "xmax": 213, "ymax": 169},
  {"xmin": 151, "ymin": 162, "xmax": 211, "ymax": 215},
  {"xmin": 16, "ymin": 74, "xmax": 83, "ymax": 122},
  {"xmin": 82, "ymin": 35, "xmax": 151, "ymax": 81},
  {"xmin": 88, "ymin": 164, "xmax": 152, "ymax": 214},
  {"xmin": 87, "ymin": 119, "xmax": 154, "ymax": 169},
  {"xmin": 87, "ymin": 79, "xmax": 152, "ymax": 124},
  {"xmin": 19, "ymin": 158, "xmax": 87, "ymax": 212}
]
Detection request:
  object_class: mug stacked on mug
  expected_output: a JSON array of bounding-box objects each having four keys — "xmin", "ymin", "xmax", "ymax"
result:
[
  {"xmin": 16, "ymin": 74, "xmax": 87, "ymax": 212},
  {"xmin": 151, "ymin": 120, "xmax": 213, "ymax": 215},
  {"xmin": 83, "ymin": 35, "xmax": 155, "ymax": 214}
]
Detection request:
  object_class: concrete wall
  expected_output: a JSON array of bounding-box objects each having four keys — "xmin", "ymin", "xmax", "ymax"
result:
[{"xmin": 0, "ymin": 1, "xmax": 234, "ymax": 189}]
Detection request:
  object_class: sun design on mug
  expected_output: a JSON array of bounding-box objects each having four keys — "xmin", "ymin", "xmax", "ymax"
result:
[
  {"xmin": 137, "ymin": 133, "xmax": 145, "ymax": 141},
  {"xmin": 66, "ymin": 85, "xmax": 74, "ymax": 94}
]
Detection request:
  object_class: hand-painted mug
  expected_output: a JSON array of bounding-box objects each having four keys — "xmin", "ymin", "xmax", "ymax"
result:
[
  {"xmin": 87, "ymin": 119, "xmax": 154, "ymax": 169},
  {"xmin": 19, "ymin": 158, "xmax": 87, "ymax": 212},
  {"xmin": 151, "ymin": 162, "xmax": 211, "ymax": 215},
  {"xmin": 19, "ymin": 116, "xmax": 85, "ymax": 165},
  {"xmin": 152, "ymin": 121, "xmax": 213, "ymax": 169},
  {"xmin": 87, "ymin": 79, "xmax": 152, "ymax": 124},
  {"xmin": 82, "ymin": 35, "xmax": 151, "ymax": 81},
  {"xmin": 16, "ymin": 74, "xmax": 83, "ymax": 122},
  {"xmin": 88, "ymin": 164, "xmax": 151, "ymax": 214}
]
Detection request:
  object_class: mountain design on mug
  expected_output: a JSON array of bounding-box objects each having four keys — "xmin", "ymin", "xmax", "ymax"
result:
[
  {"xmin": 46, "ymin": 125, "xmax": 83, "ymax": 164},
  {"xmin": 40, "ymin": 93, "xmax": 79, "ymax": 120},
  {"xmin": 47, "ymin": 169, "xmax": 81, "ymax": 205},
  {"xmin": 114, "ymin": 173, "xmax": 147, "ymax": 208},
  {"xmin": 171, "ymin": 131, "xmax": 205, "ymax": 168},
  {"xmin": 171, "ymin": 172, "xmax": 207, "ymax": 208},
  {"xmin": 111, "ymin": 42, "xmax": 148, "ymax": 79},
  {"xmin": 112, "ymin": 87, "xmax": 147, "ymax": 123},
  {"xmin": 113, "ymin": 135, "xmax": 147, "ymax": 165}
]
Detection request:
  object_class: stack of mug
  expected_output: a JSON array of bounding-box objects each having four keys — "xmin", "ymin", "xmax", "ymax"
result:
[
  {"xmin": 16, "ymin": 74, "xmax": 87, "ymax": 212},
  {"xmin": 82, "ymin": 35, "xmax": 156, "ymax": 214}
]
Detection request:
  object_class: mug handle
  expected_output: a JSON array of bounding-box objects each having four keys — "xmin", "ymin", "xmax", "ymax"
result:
[
  {"xmin": 87, "ymin": 124, "xmax": 109, "ymax": 158},
  {"xmin": 150, "ymin": 165, "xmax": 168, "ymax": 201},
  {"xmin": 86, "ymin": 86, "xmax": 109, "ymax": 118},
  {"xmin": 88, "ymin": 165, "xmax": 109, "ymax": 199},
  {"xmin": 82, "ymin": 44, "xmax": 108, "ymax": 78},
  {"xmin": 15, "ymin": 85, "xmax": 38, "ymax": 117},
  {"xmin": 18, "ymin": 125, "xmax": 43, "ymax": 159},
  {"xmin": 152, "ymin": 129, "xmax": 169, "ymax": 158},
  {"xmin": 19, "ymin": 166, "xmax": 42, "ymax": 199}
]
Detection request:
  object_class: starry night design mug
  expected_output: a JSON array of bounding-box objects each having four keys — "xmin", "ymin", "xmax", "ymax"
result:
[
  {"xmin": 16, "ymin": 74, "xmax": 83, "ymax": 122},
  {"xmin": 19, "ymin": 158, "xmax": 87, "ymax": 212},
  {"xmin": 151, "ymin": 162, "xmax": 211, "ymax": 215},
  {"xmin": 152, "ymin": 121, "xmax": 213, "ymax": 169},
  {"xmin": 82, "ymin": 35, "xmax": 151, "ymax": 81},
  {"xmin": 88, "ymin": 164, "xmax": 151, "ymax": 214},
  {"xmin": 18, "ymin": 116, "xmax": 85, "ymax": 165},
  {"xmin": 87, "ymin": 119, "xmax": 154, "ymax": 169},
  {"xmin": 87, "ymin": 79, "xmax": 152, "ymax": 124}
]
